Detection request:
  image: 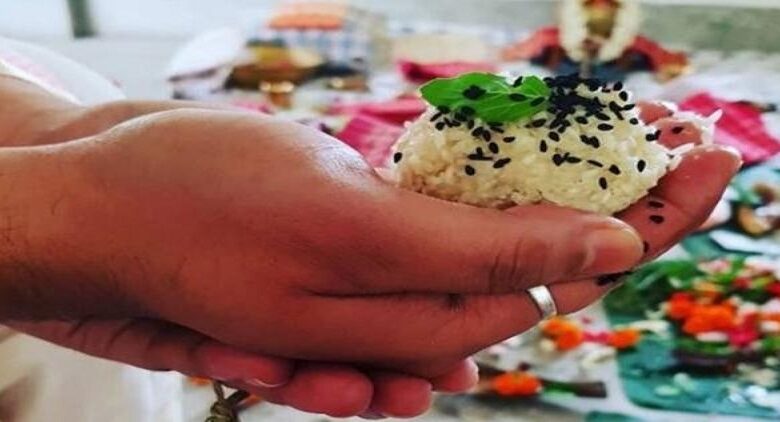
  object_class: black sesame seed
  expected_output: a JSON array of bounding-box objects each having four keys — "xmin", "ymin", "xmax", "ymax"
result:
[
  {"xmin": 491, "ymin": 126, "xmax": 505, "ymax": 133},
  {"xmin": 565, "ymin": 156, "xmax": 582, "ymax": 163},
  {"xmin": 482, "ymin": 131, "xmax": 492, "ymax": 142},
  {"xmin": 609, "ymin": 102, "xmax": 624, "ymax": 120},
  {"xmin": 596, "ymin": 271, "xmax": 633, "ymax": 286},
  {"xmin": 609, "ymin": 164, "xmax": 621, "ymax": 175},
  {"xmin": 648, "ymin": 200, "xmax": 665, "ymax": 209},
  {"xmin": 463, "ymin": 85, "xmax": 486, "ymax": 100},
  {"xmin": 598, "ymin": 123, "xmax": 614, "ymax": 131},
  {"xmin": 599, "ymin": 177, "xmax": 608, "ymax": 190},
  {"xmin": 619, "ymin": 91, "xmax": 629, "ymax": 102},
  {"xmin": 530, "ymin": 97, "xmax": 546, "ymax": 107},
  {"xmin": 575, "ymin": 116, "xmax": 589, "ymax": 124},
  {"xmin": 509, "ymin": 93, "xmax": 528, "ymax": 102},
  {"xmin": 649, "ymin": 215, "xmax": 665, "ymax": 224},
  {"xmin": 549, "ymin": 131, "xmax": 560, "ymax": 142},
  {"xmin": 587, "ymin": 159, "xmax": 604, "ymax": 168},
  {"xmin": 488, "ymin": 142, "xmax": 499, "ymax": 154},
  {"xmin": 539, "ymin": 140, "xmax": 548, "ymax": 152},
  {"xmin": 430, "ymin": 112, "xmax": 443, "ymax": 122},
  {"xmin": 503, "ymin": 136, "xmax": 516, "ymax": 143},
  {"xmin": 467, "ymin": 153, "xmax": 493, "ymax": 161},
  {"xmin": 464, "ymin": 165, "xmax": 476, "ymax": 176},
  {"xmin": 637, "ymin": 160, "xmax": 646, "ymax": 172},
  {"xmin": 552, "ymin": 154, "xmax": 565, "ymax": 166},
  {"xmin": 629, "ymin": 118, "xmax": 639, "ymax": 125},
  {"xmin": 393, "ymin": 152, "xmax": 403, "ymax": 163},
  {"xmin": 472, "ymin": 127, "xmax": 484, "ymax": 137},
  {"xmin": 460, "ymin": 106, "xmax": 475, "ymax": 116},
  {"xmin": 596, "ymin": 113, "xmax": 611, "ymax": 121},
  {"xmin": 493, "ymin": 158, "xmax": 512, "ymax": 169},
  {"xmin": 467, "ymin": 120, "xmax": 475, "ymax": 130},
  {"xmin": 531, "ymin": 119, "xmax": 547, "ymax": 128},
  {"xmin": 512, "ymin": 76, "xmax": 524, "ymax": 87},
  {"xmin": 623, "ymin": 103, "xmax": 636, "ymax": 111},
  {"xmin": 614, "ymin": 81, "xmax": 624, "ymax": 91},
  {"xmin": 435, "ymin": 122, "xmax": 446, "ymax": 131},
  {"xmin": 672, "ymin": 126, "xmax": 684, "ymax": 134},
  {"xmin": 646, "ymin": 131, "xmax": 659, "ymax": 142}
]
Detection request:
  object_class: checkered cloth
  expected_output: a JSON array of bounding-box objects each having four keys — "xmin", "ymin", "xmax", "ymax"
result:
[
  {"xmin": 680, "ymin": 92, "xmax": 780, "ymax": 165},
  {"xmin": 250, "ymin": 26, "xmax": 374, "ymax": 65},
  {"xmin": 387, "ymin": 20, "xmax": 526, "ymax": 48}
]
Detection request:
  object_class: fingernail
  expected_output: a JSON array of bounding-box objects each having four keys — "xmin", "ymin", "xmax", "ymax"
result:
[
  {"xmin": 359, "ymin": 411, "xmax": 387, "ymax": 420},
  {"xmin": 583, "ymin": 227, "xmax": 643, "ymax": 275},
  {"xmin": 245, "ymin": 378, "xmax": 285, "ymax": 388}
]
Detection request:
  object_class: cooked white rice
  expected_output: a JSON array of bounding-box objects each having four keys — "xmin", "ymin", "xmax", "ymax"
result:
[{"xmin": 391, "ymin": 81, "xmax": 676, "ymax": 215}]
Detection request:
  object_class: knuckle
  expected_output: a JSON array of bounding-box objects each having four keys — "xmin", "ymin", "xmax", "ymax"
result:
[{"xmin": 487, "ymin": 236, "xmax": 554, "ymax": 293}]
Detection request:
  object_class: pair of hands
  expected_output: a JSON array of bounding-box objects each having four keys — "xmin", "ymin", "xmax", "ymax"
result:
[{"xmin": 0, "ymin": 77, "xmax": 739, "ymax": 418}]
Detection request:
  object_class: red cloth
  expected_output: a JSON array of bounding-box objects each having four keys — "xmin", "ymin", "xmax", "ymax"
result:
[
  {"xmin": 501, "ymin": 26, "xmax": 559, "ymax": 61},
  {"xmin": 328, "ymin": 97, "xmax": 426, "ymax": 126},
  {"xmin": 336, "ymin": 113, "xmax": 404, "ymax": 167},
  {"xmin": 397, "ymin": 60, "xmax": 497, "ymax": 83},
  {"xmin": 680, "ymin": 93, "xmax": 780, "ymax": 165}
]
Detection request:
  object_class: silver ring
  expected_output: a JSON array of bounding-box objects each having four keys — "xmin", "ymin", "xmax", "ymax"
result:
[{"xmin": 527, "ymin": 286, "xmax": 558, "ymax": 319}]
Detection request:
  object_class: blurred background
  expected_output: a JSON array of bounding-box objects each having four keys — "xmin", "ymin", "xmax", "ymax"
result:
[{"xmin": 2, "ymin": 1, "xmax": 780, "ymax": 421}]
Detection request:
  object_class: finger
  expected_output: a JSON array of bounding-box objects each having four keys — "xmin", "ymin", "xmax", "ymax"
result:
[
  {"xmin": 332, "ymin": 198, "xmax": 643, "ymax": 296},
  {"xmin": 285, "ymin": 278, "xmax": 617, "ymax": 370},
  {"xmin": 652, "ymin": 117, "xmax": 704, "ymax": 149},
  {"xmin": 364, "ymin": 372, "xmax": 432, "ymax": 418},
  {"xmin": 50, "ymin": 99, "xmax": 243, "ymax": 144},
  {"xmin": 7, "ymin": 319, "xmax": 291, "ymax": 387},
  {"xmin": 637, "ymin": 101, "xmax": 675, "ymax": 124},
  {"xmin": 237, "ymin": 363, "xmax": 372, "ymax": 418},
  {"xmin": 430, "ymin": 358, "xmax": 479, "ymax": 393},
  {"xmin": 617, "ymin": 145, "xmax": 742, "ymax": 258}
]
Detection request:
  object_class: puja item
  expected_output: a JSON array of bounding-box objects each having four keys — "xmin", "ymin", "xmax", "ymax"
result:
[
  {"xmin": 604, "ymin": 257, "xmax": 780, "ymax": 418},
  {"xmin": 228, "ymin": 43, "xmax": 324, "ymax": 88},
  {"xmin": 260, "ymin": 80, "xmax": 296, "ymax": 109},
  {"xmin": 502, "ymin": 0, "xmax": 689, "ymax": 81},
  {"xmin": 391, "ymin": 73, "xmax": 715, "ymax": 215},
  {"xmin": 249, "ymin": 1, "xmax": 385, "ymax": 69}
]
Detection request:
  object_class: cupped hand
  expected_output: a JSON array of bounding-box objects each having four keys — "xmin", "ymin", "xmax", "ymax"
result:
[
  {"xmin": 11, "ymin": 102, "xmax": 736, "ymax": 376},
  {"xmin": 0, "ymin": 95, "xmax": 473, "ymax": 419}
]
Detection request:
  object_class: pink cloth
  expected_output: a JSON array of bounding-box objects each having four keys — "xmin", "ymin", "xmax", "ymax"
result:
[
  {"xmin": 336, "ymin": 113, "xmax": 404, "ymax": 167},
  {"xmin": 328, "ymin": 97, "xmax": 426, "ymax": 126},
  {"xmin": 680, "ymin": 92, "xmax": 780, "ymax": 165},
  {"xmin": 0, "ymin": 48, "xmax": 70, "ymax": 94},
  {"xmin": 397, "ymin": 60, "xmax": 497, "ymax": 84}
]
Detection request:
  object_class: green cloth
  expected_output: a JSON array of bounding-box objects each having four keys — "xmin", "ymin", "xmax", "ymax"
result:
[
  {"xmin": 585, "ymin": 411, "xmax": 646, "ymax": 422},
  {"xmin": 604, "ymin": 311, "xmax": 779, "ymax": 419}
]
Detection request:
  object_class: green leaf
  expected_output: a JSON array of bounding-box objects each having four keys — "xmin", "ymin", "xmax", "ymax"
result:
[
  {"xmin": 419, "ymin": 73, "xmax": 551, "ymax": 123},
  {"xmin": 517, "ymin": 75, "xmax": 551, "ymax": 97}
]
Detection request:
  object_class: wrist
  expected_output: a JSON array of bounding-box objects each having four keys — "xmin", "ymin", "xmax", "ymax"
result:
[{"xmin": 0, "ymin": 144, "xmax": 137, "ymax": 320}]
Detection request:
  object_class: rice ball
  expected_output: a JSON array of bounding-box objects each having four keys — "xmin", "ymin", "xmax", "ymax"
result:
[{"xmin": 392, "ymin": 76, "xmax": 684, "ymax": 215}]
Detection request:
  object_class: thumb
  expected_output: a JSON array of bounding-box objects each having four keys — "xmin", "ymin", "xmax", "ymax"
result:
[{"xmin": 349, "ymin": 186, "xmax": 644, "ymax": 295}]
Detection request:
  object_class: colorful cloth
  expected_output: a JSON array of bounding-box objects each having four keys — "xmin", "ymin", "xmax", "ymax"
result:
[
  {"xmin": 336, "ymin": 113, "xmax": 404, "ymax": 167},
  {"xmin": 680, "ymin": 93, "xmax": 780, "ymax": 165}
]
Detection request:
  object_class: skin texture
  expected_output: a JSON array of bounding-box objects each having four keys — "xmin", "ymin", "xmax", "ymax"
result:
[{"xmin": 0, "ymin": 75, "xmax": 739, "ymax": 418}]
